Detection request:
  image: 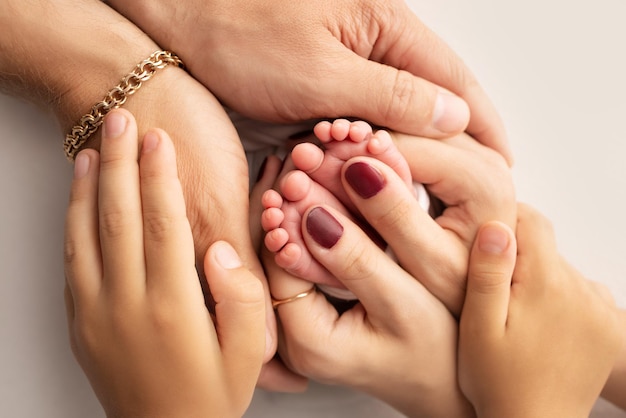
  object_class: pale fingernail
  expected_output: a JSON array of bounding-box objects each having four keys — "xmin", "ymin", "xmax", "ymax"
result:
[
  {"xmin": 214, "ymin": 242, "xmax": 243, "ymax": 269},
  {"xmin": 432, "ymin": 90, "xmax": 470, "ymax": 133},
  {"xmin": 478, "ymin": 223, "xmax": 511, "ymax": 254},
  {"xmin": 142, "ymin": 131, "xmax": 159, "ymax": 154},
  {"xmin": 73, "ymin": 151, "xmax": 90, "ymax": 179},
  {"xmin": 102, "ymin": 110, "xmax": 128, "ymax": 139}
]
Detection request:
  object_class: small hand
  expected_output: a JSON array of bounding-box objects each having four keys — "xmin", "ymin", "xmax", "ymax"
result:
[
  {"xmin": 64, "ymin": 109, "xmax": 266, "ymax": 417},
  {"xmin": 459, "ymin": 205, "xmax": 623, "ymax": 418}
]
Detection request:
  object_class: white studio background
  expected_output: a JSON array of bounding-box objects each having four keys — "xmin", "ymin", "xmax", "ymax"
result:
[{"xmin": 1, "ymin": 0, "xmax": 625, "ymax": 417}]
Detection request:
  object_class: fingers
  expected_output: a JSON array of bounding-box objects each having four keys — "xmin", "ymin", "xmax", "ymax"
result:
[
  {"xmin": 300, "ymin": 205, "xmax": 438, "ymax": 326},
  {"xmin": 461, "ymin": 222, "xmax": 517, "ymax": 338},
  {"xmin": 205, "ymin": 241, "xmax": 266, "ymax": 394},
  {"xmin": 64, "ymin": 149, "xmax": 102, "ymax": 307},
  {"xmin": 322, "ymin": 42, "xmax": 470, "ymax": 140},
  {"xmin": 97, "ymin": 109, "xmax": 145, "ymax": 295},
  {"xmin": 365, "ymin": 4, "xmax": 512, "ymax": 163},
  {"xmin": 340, "ymin": 156, "xmax": 468, "ymax": 314},
  {"xmin": 138, "ymin": 128, "xmax": 198, "ymax": 295},
  {"xmin": 394, "ymin": 133, "xmax": 517, "ymax": 238}
]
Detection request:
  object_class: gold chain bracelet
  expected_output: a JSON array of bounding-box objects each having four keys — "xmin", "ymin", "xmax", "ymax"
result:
[{"xmin": 64, "ymin": 50, "xmax": 184, "ymax": 161}]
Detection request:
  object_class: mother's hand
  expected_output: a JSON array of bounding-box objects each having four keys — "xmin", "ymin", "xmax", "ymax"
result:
[
  {"xmin": 387, "ymin": 132, "xmax": 516, "ymax": 315},
  {"xmin": 260, "ymin": 130, "xmax": 518, "ymax": 415},
  {"xmin": 264, "ymin": 203, "xmax": 474, "ymax": 418}
]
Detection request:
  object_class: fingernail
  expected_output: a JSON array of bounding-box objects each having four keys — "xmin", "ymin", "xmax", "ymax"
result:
[
  {"xmin": 306, "ymin": 207, "xmax": 343, "ymax": 249},
  {"xmin": 142, "ymin": 131, "xmax": 159, "ymax": 154},
  {"xmin": 73, "ymin": 151, "xmax": 90, "ymax": 179},
  {"xmin": 432, "ymin": 90, "xmax": 470, "ymax": 133},
  {"xmin": 478, "ymin": 223, "xmax": 511, "ymax": 254},
  {"xmin": 102, "ymin": 110, "xmax": 128, "ymax": 139},
  {"xmin": 214, "ymin": 242, "xmax": 243, "ymax": 269},
  {"xmin": 345, "ymin": 161, "xmax": 385, "ymax": 199}
]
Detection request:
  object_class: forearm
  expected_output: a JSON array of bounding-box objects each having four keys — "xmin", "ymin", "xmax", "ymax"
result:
[
  {"xmin": 601, "ymin": 308, "xmax": 626, "ymax": 410},
  {"xmin": 0, "ymin": 0, "xmax": 257, "ymax": 267},
  {"xmin": 0, "ymin": 0, "xmax": 159, "ymax": 132}
]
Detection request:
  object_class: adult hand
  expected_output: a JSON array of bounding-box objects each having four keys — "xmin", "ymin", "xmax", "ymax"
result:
[
  {"xmin": 375, "ymin": 132, "xmax": 516, "ymax": 315},
  {"xmin": 64, "ymin": 110, "xmax": 266, "ymax": 417},
  {"xmin": 1, "ymin": 0, "xmax": 302, "ymax": 392},
  {"xmin": 263, "ymin": 204, "xmax": 474, "ymax": 418},
  {"xmin": 459, "ymin": 205, "xmax": 623, "ymax": 418},
  {"xmin": 106, "ymin": 0, "xmax": 512, "ymax": 163},
  {"xmin": 255, "ymin": 154, "xmax": 488, "ymax": 417}
]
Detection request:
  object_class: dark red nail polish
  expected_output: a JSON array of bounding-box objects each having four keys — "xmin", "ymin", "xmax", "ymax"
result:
[
  {"xmin": 306, "ymin": 207, "xmax": 343, "ymax": 249},
  {"xmin": 345, "ymin": 161, "xmax": 385, "ymax": 199}
]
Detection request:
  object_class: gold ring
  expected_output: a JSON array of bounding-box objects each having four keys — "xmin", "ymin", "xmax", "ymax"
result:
[{"xmin": 271, "ymin": 286, "xmax": 316, "ymax": 309}]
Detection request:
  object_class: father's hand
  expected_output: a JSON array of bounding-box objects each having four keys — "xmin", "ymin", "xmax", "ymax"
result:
[{"xmin": 106, "ymin": 0, "xmax": 512, "ymax": 163}]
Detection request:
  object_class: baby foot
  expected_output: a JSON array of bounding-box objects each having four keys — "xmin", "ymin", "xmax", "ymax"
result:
[
  {"xmin": 262, "ymin": 169, "xmax": 353, "ymax": 289},
  {"xmin": 262, "ymin": 119, "xmax": 431, "ymax": 299},
  {"xmin": 290, "ymin": 119, "xmax": 415, "ymax": 213}
]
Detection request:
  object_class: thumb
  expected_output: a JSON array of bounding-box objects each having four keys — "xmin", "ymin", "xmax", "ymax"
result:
[
  {"xmin": 322, "ymin": 46, "xmax": 470, "ymax": 139},
  {"xmin": 204, "ymin": 241, "xmax": 266, "ymax": 391},
  {"xmin": 461, "ymin": 222, "xmax": 517, "ymax": 337}
]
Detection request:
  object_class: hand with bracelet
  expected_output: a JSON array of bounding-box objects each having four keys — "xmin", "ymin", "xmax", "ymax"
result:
[
  {"xmin": 0, "ymin": 0, "xmax": 302, "ymax": 391},
  {"xmin": 104, "ymin": 0, "xmax": 512, "ymax": 163}
]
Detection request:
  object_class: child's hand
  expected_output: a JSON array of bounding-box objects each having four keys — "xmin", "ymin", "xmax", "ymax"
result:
[
  {"xmin": 63, "ymin": 109, "xmax": 266, "ymax": 418},
  {"xmin": 459, "ymin": 204, "xmax": 623, "ymax": 418}
]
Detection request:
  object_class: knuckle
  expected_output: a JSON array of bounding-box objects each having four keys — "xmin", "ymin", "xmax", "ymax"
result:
[
  {"xmin": 518, "ymin": 204, "xmax": 555, "ymax": 236},
  {"xmin": 340, "ymin": 240, "xmax": 378, "ymax": 282},
  {"xmin": 375, "ymin": 196, "xmax": 414, "ymax": 233},
  {"xmin": 228, "ymin": 276, "xmax": 265, "ymax": 307},
  {"xmin": 98, "ymin": 146, "xmax": 129, "ymax": 169},
  {"xmin": 470, "ymin": 268, "xmax": 509, "ymax": 294},
  {"xmin": 72, "ymin": 315, "xmax": 100, "ymax": 354},
  {"xmin": 381, "ymin": 71, "xmax": 420, "ymax": 128},
  {"xmin": 148, "ymin": 304, "xmax": 179, "ymax": 334},
  {"xmin": 142, "ymin": 211, "xmax": 177, "ymax": 243},
  {"xmin": 100, "ymin": 208, "xmax": 131, "ymax": 239},
  {"xmin": 63, "ymin": 236, "xmax": 79, "ymax": 268}
]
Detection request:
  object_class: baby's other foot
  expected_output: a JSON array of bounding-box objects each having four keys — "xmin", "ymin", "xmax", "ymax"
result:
[
  {"xmin": 292, "ymin": 119, "xmax": 414, "ymax": 212},
  {"xmin": 262, "ymin": 170, "xmax": 351, "ymax": 289}
]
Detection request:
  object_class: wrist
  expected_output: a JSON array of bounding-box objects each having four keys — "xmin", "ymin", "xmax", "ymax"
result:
[
  {"xmin": 0, "ymin": 0, "xmax": 159, "ymax": 132},
  {"xmin": 105, "ymin": 0, "xmax": 178, "ymax": 53}
]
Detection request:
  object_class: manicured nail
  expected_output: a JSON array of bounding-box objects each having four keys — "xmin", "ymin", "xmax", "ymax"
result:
[
  {"xmin": 73, "ymin": 151, "xmax": 90, "ymax": 179},
  {"xmin": 345, "ymin": 161, "xmax": 385, "ymax": 199},
  {"xmin": 214, "ymin": 242, "xmax": 242, "ymax": 269},
  {"xmin": 432, "ymin": 89, "xmax": 470, "ymax": 133},
  {"xmin": 102, "ymin": 110, "xmax": 128, "ymax": 139},
  {"xmin": 142, "ymin": 131, "xmax": 159, "ymax": 154},
  {"xmin": 478, "ymin": 223, "xmax": 511, "ymax": 254},
  {"xmin": 306, "ymin": 207, "xmax": 343, "ymax": 249}
]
